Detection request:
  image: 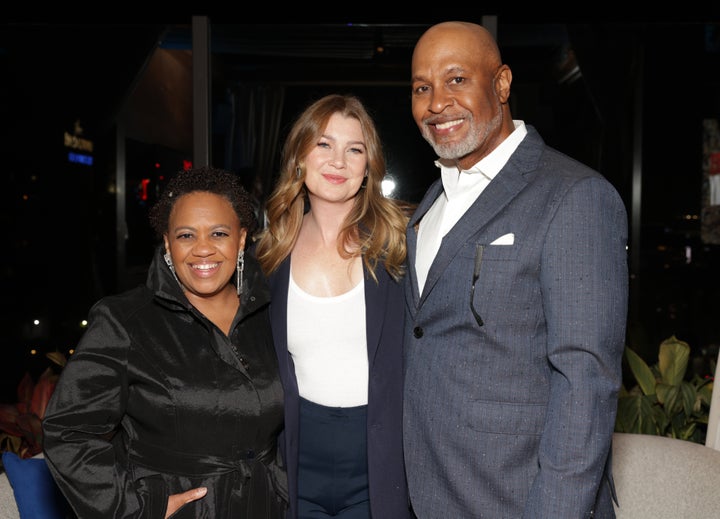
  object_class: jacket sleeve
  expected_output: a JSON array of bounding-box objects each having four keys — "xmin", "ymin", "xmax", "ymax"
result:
[
  {"xmin": 524, "ymin": 175, "xmax": 628, "ymax": 518},
  {"xmin": 42, "ymin": 301, "xmax": 168, "ymax": 519}
]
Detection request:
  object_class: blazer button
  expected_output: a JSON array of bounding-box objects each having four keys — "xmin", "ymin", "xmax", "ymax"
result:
[{"xmin": 413, "ymin": 326, "xmax": 423, "ymax": 338}]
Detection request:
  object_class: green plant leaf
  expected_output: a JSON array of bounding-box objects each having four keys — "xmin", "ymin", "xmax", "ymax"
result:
[
  {"xmin": 677, "ymin": 421, "xmax": 697, "ymax": 441},
  {"xmin": 656, "ymin": 382, "xmax": 674, "ymax": 408},
  {"xmin": 653, "ymin": 404, "xmax": 670, "ymax": 435},
  {"xmin": 616, "ymin": 394, "xmax": 661, "ymax": 435},
  {"xmin": 616, "ymin": 335, "xmax": 711, "ymax": 445},
  {"xmin": 615, "ymin": 396, "xmax": 638, "ymax": 432},
  {"xmin": 678, "ymin": 381, "xmax": 698, "ymax": 419},
  {"xmin": 678, "ymin": 381, "xmax": 698, "ymax": 418},
  {"xmin": 658, "ymin": 335, "xmax": 689, "ymax": 386},
  {"xmin": 625, "ymin": 347, "xmax": 656, "ymax": 396},
  {"xmin": 698, "ymin": 381, "xmax": 714, "ymax": 410}
]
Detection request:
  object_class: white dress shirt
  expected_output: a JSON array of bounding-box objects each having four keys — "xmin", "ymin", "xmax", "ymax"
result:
[{"xmin": 415, "ymin": 120, "xmax": 528, "ymax": 293}]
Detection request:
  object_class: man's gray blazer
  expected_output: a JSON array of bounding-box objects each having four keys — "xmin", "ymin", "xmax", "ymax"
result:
[{"xmin": 403, "ymin": 125, "xmax": 628, "ymax": 518}]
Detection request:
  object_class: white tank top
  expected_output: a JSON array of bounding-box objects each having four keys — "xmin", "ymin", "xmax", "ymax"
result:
[{"xmin": 287, "ymin": 274, "xmax": 368, "ymax": 407}]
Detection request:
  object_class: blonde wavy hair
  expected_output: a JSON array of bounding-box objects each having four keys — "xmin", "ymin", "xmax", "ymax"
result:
[{"xmin": 255, "ymin": 94, "xmax": 410, "ymax": 282}]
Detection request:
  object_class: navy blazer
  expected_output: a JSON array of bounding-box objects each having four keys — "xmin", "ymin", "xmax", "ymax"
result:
[
  {"xmin": 403, "ymin": 126, "xmax": 628, "ymax": 518},
  {"xmin": 268, "ymin": 257, "xmax": 412, "ymax": 519}
]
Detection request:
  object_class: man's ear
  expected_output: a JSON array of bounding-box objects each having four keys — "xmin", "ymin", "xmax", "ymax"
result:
[{"xmin": 494, "ymin": 65, "xmax": 512, "ymax": 103}]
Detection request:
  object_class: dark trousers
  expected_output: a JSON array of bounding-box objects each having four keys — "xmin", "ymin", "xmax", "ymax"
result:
[{"xmin": 297, "ymin": 397, "xmax": 369, "ymax": 518}]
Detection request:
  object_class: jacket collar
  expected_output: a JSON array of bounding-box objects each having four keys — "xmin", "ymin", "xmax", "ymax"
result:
[{"xmin": 146, "ymin": 245, "xmax": 271, "ymax": 317}]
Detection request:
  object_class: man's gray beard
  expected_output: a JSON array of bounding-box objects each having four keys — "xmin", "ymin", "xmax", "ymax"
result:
[
  {"xmin": 422, "ymin": 123, "xmax": 483, "ymax": 160},
  {"xmin": 421, "ymin": 109, "xmax": 502, "ymax": 161},
  {"xmin": 425, "ymin": 134, "xmax": 477, "ymax": 160}
]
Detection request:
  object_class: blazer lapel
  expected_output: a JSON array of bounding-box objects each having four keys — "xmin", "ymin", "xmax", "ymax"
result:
[
  {"xmin": 415, "ymin": 130, "xmax": 541, "ymax": 304},
  {"xmin": 406, "ymin": 179, "xmax": 444, "ymax": 310},
  {"xmin": 364, "ymin": 268, "xmax": 388, "ymax": 365},
  {"xmin": 268, "ymin": 258, "xmax": 295, "ymax": 386}
]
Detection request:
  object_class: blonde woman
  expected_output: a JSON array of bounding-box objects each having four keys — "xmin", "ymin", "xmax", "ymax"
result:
[{"xmin": 256, "ymin": 94, "xmax": 412, "ymax": 519}]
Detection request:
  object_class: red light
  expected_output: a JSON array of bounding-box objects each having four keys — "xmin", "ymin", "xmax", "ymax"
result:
[
  {"xmin": 140, "ymin": 178, "xmax": 150, "ymax": 201},
  {"xmin": 183, "ymin": 159, "xmax": 193, "ymax": 170},
  {"xmin": 155, "ymin": 162, "xmax": 161, "ymax": 169}
]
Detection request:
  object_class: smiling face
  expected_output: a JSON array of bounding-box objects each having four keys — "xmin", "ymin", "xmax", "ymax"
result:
[
  {"xmin": 410, "ymin": 22, "xmax": 514, "ymax": 170},
  {"xmin": 163, "ymin": 191, "xmax": 247, "ymax": 301},
  {"xmin": 302, "ymin": 112, "xmax": 368, "ymax": 208}
]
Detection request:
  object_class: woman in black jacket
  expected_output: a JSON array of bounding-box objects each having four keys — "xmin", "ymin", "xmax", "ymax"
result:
[{"xmin": 42, "ymin": 166, "xmax": 287, "ymax": 518}]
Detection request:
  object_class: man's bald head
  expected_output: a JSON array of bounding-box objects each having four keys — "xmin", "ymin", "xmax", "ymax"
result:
[{"xmin": 413, "ymin": 21, "xmax": 503, "ymax": 73}]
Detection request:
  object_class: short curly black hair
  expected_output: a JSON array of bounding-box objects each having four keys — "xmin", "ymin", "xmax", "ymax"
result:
[{"xmin": 148, "ymin": 166, "xmax": 258, "ymax": 240}]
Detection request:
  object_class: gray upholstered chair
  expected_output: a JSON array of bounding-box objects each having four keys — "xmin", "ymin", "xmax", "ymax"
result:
[
  {"xmin": 0, "ymin": 471, "xmax": 20, "ymax": 519},
  {"xmin": 612, "ymin": 432, "xmax": 720, "ymax": 518}
]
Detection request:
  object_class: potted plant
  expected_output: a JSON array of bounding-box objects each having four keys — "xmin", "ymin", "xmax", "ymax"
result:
[
  {"xmin": 0, "ymin": 353, "xmax": 75, "ymax": 518},
  {"xmin": 0, "ymin": 352, "xmax": 66, "ymax": 459},
  {"xmin": 615, "ymin": 335, "xmax": 714, "ymax": 444}
]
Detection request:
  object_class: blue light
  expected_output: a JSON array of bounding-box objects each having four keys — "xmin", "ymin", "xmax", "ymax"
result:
[{"xmin": 68, "ymin": 152, "xmax": 93, "ymax": 166}]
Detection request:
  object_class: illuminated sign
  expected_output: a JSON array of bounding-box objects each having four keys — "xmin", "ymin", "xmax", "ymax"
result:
[
  {"xmin": 64, "ymin": 119, "xmax": 94, "ymax": 165},
  {"xmin": 68, "ymin": 152, "xmax": 93, "ymax": 165}
]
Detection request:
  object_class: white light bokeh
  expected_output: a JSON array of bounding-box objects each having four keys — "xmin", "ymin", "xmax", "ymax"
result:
[{"xmin": 382, "ymin": 176, "xmax": 396, "ymax": 197}]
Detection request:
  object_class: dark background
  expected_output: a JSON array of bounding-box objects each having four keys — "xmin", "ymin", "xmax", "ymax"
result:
[{"xmin": 2, "ymin": 13, "xmax": 720, "ymax": 401}]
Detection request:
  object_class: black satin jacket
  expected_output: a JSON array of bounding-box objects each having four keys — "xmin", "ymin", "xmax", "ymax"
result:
[{"xmin": 42, "ymin": 246, "xmax": 287, "ymax": 518}]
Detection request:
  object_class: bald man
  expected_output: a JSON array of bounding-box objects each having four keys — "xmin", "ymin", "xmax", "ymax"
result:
[{"xmin": 402, "ymin": 21, "xmax": 628, "ymax": 518}]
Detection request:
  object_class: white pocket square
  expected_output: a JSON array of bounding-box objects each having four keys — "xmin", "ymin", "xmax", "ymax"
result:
[{"xmin": 490, "ymin": 233, "xmax": 514, "ymax": 245}]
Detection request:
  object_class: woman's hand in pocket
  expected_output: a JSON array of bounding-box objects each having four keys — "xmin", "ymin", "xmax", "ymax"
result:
[{"xmin": 165, "ymin": 487, "xmax": 207, "ymax": 518}]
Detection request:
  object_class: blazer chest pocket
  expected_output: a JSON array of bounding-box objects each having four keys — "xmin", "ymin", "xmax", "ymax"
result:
[
  {"xmin": 460, "ymin": 242, "xmax": 520, "ymax": 279},
  {"xmin": 460, "ymin": 242, "xmax": 522, "ymax": 327}
]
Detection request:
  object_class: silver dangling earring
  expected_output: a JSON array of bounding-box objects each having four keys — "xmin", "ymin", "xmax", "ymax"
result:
[
  {"xmin": 360, "ymin": 173, "xmax": 368, "ymax": 189},
  {"xmin": 236, "ymin": 250, "xmax": 245, "ymax": 296},
  {"xmin": 164, "ymin": 251, "xmax": 180, "ymax": 284},
  {"xmin": 296, "ymin": 166, "xmax": 302, "ymax": 179}
]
